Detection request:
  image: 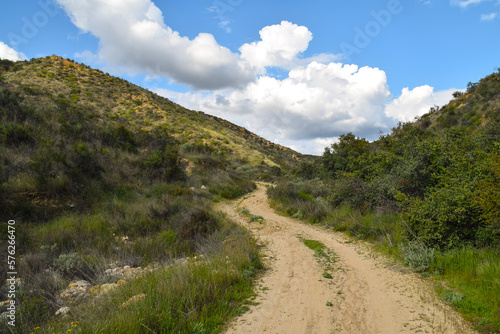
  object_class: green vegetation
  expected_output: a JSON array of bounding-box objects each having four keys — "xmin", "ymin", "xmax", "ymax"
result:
[
  {"xmin": 0, "ymin": 55, "xmax": 498, "ymax": 333},
  {"xmin": 270, "ymin": 68, "xmax": 500, "ymax": 333},
  {"xmin": 302, "ymin": 239, "xmax": 326, "ymax": 253},
  {"xmin": 26, "ymin": 226, "xmax": 261, "ymax": 334},
  {"xmin": 300, "ymin": 238, "xmax": 338, "ymax": 282},
  {"xmin": 431, "ymin": 247, "xmax": 500, "ymax": 332},
  {"xmin": 0, "ymin": 56, "xmax": 306, "ymax": 333}
]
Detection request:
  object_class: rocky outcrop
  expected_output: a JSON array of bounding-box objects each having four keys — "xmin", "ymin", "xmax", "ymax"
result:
[
  {"xmin": 88, "ymin": 280, "xmax": 126, "ymax": 296},
  {"xmin": 51, "ymin": 263, "xmax": 159, "ymax": 316},
  {"xmin": 55, "ymin": 306, "xmax": 70, "ymax": 317},
  {"xmin": 57, "ymin": 280, "xmax": 92, "ymax": 305}
]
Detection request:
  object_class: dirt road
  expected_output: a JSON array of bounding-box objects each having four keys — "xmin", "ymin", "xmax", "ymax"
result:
[{"xmin": 220, "ymin": 183, "xmax": 476, "ymax": 334}]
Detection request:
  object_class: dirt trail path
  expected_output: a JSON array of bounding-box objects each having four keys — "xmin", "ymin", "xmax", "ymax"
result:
[{"xmin": 219, "ymin": 183, "xmax": 477, "ymax": 334}]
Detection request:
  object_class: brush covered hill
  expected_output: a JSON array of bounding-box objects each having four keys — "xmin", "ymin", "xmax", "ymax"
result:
[
  {"xmin": 0, "ymin": 56, "xmax": 306, "ymax": 333},
  {"xmin": 416, "ymin": 70, "xmax": 500, "ymax": 132},
  {"xmin": 0, "ymin": 55, "xmax": 309, "ymax": 219},
  {"xmin": 0, "ymin": 55, "xmax": 304, "ymax": 168}
]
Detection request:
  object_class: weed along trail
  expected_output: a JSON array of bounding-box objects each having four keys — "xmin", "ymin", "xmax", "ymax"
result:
[{"xmin": 220, "ymin": 183, "xmax": 477, "ymax": 334}]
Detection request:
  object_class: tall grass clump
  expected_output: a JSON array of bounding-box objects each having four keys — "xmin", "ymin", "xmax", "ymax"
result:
[
  {"xmin": 267, "ymin": 178, "xmax": 332, "ymax": 224},
  {"xmin": 399, "ymin": 240, "xmax": 435, "ymax": 272},
  {"xmin": 429, "ymin": 247, "xmax": 500, "ymax": 333},
  {"xmin": 268, "ymin": 180, "xmax": 404, "ymax": 250},
  {"xmin": 30, "ymin": 222, "xmax": 262, "ymax": 334}
]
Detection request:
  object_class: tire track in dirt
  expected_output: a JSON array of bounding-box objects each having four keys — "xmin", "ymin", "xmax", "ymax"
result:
[{"xmin": 220, "ymin": 183, "xmax": 477, "ymax": 334}]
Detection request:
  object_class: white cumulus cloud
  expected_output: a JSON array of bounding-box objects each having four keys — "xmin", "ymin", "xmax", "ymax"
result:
[
  {"xmin": 157, "ymin": 61, "xmax": 393, "ymax": 148},
  {"xmin": 385, "ymin": 86, "xmax": 458, "ymax": 122},
  {"xmin": 239, "ymin": 21, "xmax": 312, "ymax": 73},
  {"xmin": 239, "ymin": 21, "xmax": 339, "ymax": 74},
  {"xmin": 56, "ymin": 0, "xmax": 255, "ymax": 90},
  {"xmin": 0, "ymin": 42, "xmax": 26, "ymax": 61},
  {"xmin": 56, "ymin": 1, "xmax": 338, "ymax": 91}
]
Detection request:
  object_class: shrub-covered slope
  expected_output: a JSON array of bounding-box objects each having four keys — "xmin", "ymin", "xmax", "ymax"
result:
[
  {"xmin": 0, "ymin": 55, "xmax": 309, "ymax": 221},
  {"xmin": 0, "ymin": 55, "xmax": 304, "ymax": 175}
]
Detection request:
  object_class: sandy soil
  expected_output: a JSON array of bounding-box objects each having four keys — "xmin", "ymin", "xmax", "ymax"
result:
[{"xmin": 219, "ymin": 183, "xmax": 477, "ymax": 334}]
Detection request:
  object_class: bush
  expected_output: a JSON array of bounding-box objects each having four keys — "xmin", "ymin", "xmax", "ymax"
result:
[
  {"xmin": 142, "ymin": 144, "xmax": 185, "ymax": 182},
  {"xmin": 61, "ymin": 141, "xmax": 104, "ymax": 189},
  {"xmin": 30, "ymin": 142, "xmax": 59, "ymax": 190},
  {"xmin": 3, "ymin": 122, "xmax": 33, "ymax": 146},
  {"xmin": 403, "ymin": 187, "xmax": 485, "ymax": 249},
  {"xmin": 399, "ymin": 240, "xmax": 435, "ymax": 272},
  {"xmin": 53, "ymin": 252, "xmax": 88, "ymax": 278},
  {"xmin": 113, "ymin": 124, "xmax": 137, "ymax": 152},
  {"xmin": 328, "ymin": 176, "xmax": 368, "ymax": 209}
]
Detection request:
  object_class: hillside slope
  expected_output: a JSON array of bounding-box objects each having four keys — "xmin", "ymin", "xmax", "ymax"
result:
[
  {"xmin": 0, "ymin": 56, "xmax": 304, "ymax": 170},
  {"xmin": 416, "ymin": 70, "xmax": 500, "ymax": 131}
]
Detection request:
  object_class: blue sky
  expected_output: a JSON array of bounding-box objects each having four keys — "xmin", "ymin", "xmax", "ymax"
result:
[{"xmin": 1, "ymin": 0, "xmax": 499, "ymax": 154}]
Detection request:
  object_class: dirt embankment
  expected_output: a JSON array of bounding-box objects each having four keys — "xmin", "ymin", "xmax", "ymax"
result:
[{"xmin": 219, "ymin": 183, "xmax": 477, "ymax": 334}]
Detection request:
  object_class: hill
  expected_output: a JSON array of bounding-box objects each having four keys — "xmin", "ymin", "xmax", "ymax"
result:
[
  {"xmin": 0, "ymin": 55, "xmax": 310, "ymax": 219},
  {"xmin": 416, "ymin": 69, "xmax": 500, "ymax": 131},
  {"xmin": 0, "ymin": 55, "xmax": 305, "ymax": 171},
  {"xmin": 0, "ymin": 56, "xmax": 307, "ymax": 332}
]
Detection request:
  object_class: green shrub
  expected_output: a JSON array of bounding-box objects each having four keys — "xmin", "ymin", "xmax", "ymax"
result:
[
  {"xmin": 328, "ymin": 176, "xmax": 368, "ymax": 209},
  {"xmin": 113, "ymin": 124, "xmax": 137, "ymax": 152},
  {"xmin": 297, "ymin": 191, "xmax": 314, "ymax": 201},
  {"xmin": 53, "ymin": 252, "xmax": 87, "ymax": 278},
  {"xmin": 60, "ymin": 141, "xmax": 104, "ymax": 188},
  {"xmin": 403, "ymin": 187, "xmax": 485, "ymax": 249},
  {"xmin": 399, "ymin": 240, "xmax": 435, "ymax": 272},
  {"xmin": 444, "ymin": 291, "xmax": 464, "ymax": 305},
  {"xmin": 30, "ymin": 142, "xmax": 58, "ymax": 190},
  {"xmin": 4, "ymin": 122, "xmax": 33, "ymax": 146},
  {"xmin": 249, "ymin": 215, "xmax": 263, "ymax": 222},
  {"xmin": 143, "ymin": 148, "xmax": 183, "ymax": 182}
]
